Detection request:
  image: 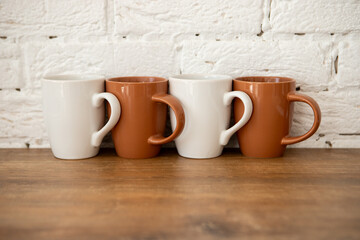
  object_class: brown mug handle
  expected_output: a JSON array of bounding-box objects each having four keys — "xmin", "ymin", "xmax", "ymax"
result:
[
  {"xmin": 148, "ymin": 94, "xmax": 185, "ymax": 145},
  {"xmin": 281, "ymin": 92, "xmax": 321, "ymax": 145}
]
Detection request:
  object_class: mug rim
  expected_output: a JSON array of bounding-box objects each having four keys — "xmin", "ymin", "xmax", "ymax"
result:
[
  {"xmin": 42, "ymin": 74, "xmax": 105, "ymax": 82},
  {"xmin": 170, "ymin": 74, "xmax": 232, "ymax": 82},
  {"xmin": 234, "ymin": 76, "xmax": 295, "ymax": 84},
  {"xmin": 106, "ymin": 76, "xmax": 168, "ymax": 84}
]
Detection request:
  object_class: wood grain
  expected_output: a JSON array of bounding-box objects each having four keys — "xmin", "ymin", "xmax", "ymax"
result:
[{"xmin": 0, "ymin": 148, "xmax": 360, "ymax": 240}]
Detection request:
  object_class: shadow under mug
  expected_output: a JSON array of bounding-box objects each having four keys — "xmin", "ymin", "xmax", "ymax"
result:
[
  {"xmin": 106, "ymin": 76, "xmax": 185, "ymax": 159},
  {"xmin": 234, "ymin": 76, "xmax": 321, "ymax": 158},
  {"xmin": 42, "ymin": 74, "xmax": 121, "ymax": 159}
]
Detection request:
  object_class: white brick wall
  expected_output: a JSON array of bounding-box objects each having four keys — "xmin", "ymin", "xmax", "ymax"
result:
[
  {"xmin": 0, "ymin": 0, "xmax": 359, "ymax": 149},
  {"xmin": 270, "ymin": 0, "xmax": 360, "ymax": 33},
  {"xmin": 335, "ymin": 39, "xmax": 360, "ymax": 88},
  {"xmin": 0, "ymin": 43, "xmax": 22, "ymax": 88},
  {"xmin": 113, "ymin": 42, "xmax": 178, "ymax": 76},
  {"xmin": 114, "ymin": 0, "xmax": 263, "ymax": 37},
  {"xmin": 24, "ymin": 43, "xmax": 114, "ymax": 88},
  {"xmin": 0, "ymin": 0, "xmax": 107, "ymax": 36},
  {"xmin": 181, "ymin": 40, "xmax": 332, "ymax": 91}
]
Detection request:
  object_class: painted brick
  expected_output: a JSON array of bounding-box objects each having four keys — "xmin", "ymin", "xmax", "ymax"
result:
[
  {"xmin": 0, "ymin": 0, "xmax": 106, "ymax": 36},
  {"xmin": 289, "ymin": 89, "xmax": 360, "ymax": 148},
  {"xmin": 46, "ymin": 0, "xmax": 107, "ymax": 35},
  {"xmin": 270, "ymin": 0, "xmax": 360, "ymax": 33},
  {"xmin": 0, "ymin": 43, "xmax": 22, "ymax": 88},
  {"xmin": 24, "ymin": 43, "xmax": 114, "ymax": 88},
  {"xmin": 113, "ymin": 42, "xmax": 178, "ymax": 77},
  {"xmin": 114, "ymin": 0, "xmax": 263, "ymax": 36},
  {"xmin": 0, "ymin": 89, "xmax": 48, "ymax": 148},
  {"xmin": 335, "ymin": 40, "xmax": 360, "ymax": 88},
  {"xmin": 0, "ymin": 0, "xmax": 46, "ymax": 25},
  {"xmin": 181, "ymin": 40, "xmax": 331, "ymax": 91}
]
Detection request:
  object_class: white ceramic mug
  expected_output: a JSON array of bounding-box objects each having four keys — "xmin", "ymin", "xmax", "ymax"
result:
[
  {"xmin": 42, "ymin": 74, "xmax": 121, "ymax": 159},
  {"xmin": 169, "ymin": 74, "xmax": 253, "ymax": 159}
]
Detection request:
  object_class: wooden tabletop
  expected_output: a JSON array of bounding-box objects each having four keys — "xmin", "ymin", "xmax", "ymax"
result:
[{"xmin": 0, "ymin": 148, "xmax": 359, "ymax": 240}]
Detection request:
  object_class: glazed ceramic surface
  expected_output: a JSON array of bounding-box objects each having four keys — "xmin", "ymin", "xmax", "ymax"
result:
[
  {"xmin": 234, "ymin": 76, "xmax": 321, "ymax": 158},
  {"xmin": 169, "ymin": 74, "xmax": 253, "ymax": 159},
  {"xmin": 106, "ymin": 77, "xmax": 185, "ymax": 159},
  {"xmin": 42, "ymin": 74, "xmax": 121, "ymax": 159}
]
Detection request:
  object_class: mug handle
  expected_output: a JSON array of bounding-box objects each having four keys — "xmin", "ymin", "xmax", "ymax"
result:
[
  {"xmin": 219, "ymin": 91, "xmax": 253, "ymax": 145},
  {"xmin": 281, "ymin": 92, "xmax": 321, "ymax": 145},
  {"xmin": 91, "ymin": 93, "xmax": 121, "ymax": 147},
  {"xmin": 148, "ymin": 94, "xmax": 185, "ymax": 145}
]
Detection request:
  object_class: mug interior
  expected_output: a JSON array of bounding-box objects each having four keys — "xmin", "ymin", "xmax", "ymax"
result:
[
  {"xmin": 107, "ymin": 76, "xmax": 167, "ymax": 83},
  {"xmin": 43, "ymin": 74, "xmax": 104, "ymax": 81},
  {"xmin": 235, "ymin": 76, "xmax": 295, "ymax": 83}
]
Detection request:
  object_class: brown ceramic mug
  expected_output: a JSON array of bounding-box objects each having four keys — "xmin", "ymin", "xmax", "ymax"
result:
[
  {"xmin": 106, "ymin": 76, "xmax": 185, "ymax": 159},
  {"xmin": 234, "ymin": 76, "xmax": 321, "ymax": 158}
]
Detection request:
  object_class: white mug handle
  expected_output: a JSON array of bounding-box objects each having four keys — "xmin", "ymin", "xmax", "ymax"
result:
[
  {"xmin": 220, "ymin": 91, "xmax": 253, "ymax": 145},
  {"xmin": 91, "ymin": 92, "xmax": 121, "ymax": 147}
]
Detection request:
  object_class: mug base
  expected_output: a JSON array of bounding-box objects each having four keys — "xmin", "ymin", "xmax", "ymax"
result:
[
  {"xmin": 52, "ymin": 152, "xmax": 99, "ymax": 160},
  {"xmin": 177, "ymin": 151, "xmax": 223, "ymax": 159}
]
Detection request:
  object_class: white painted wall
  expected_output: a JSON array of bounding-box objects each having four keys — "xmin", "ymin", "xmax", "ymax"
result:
[{"xmin": 0, "ymin": 0, "xmax": 359, "ymax": 148}]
